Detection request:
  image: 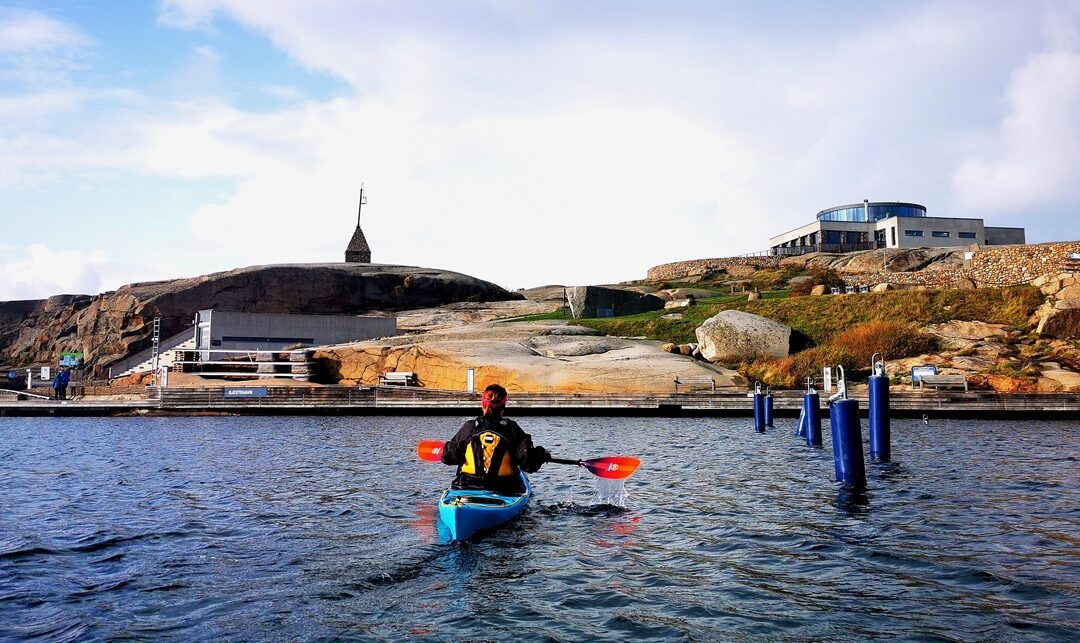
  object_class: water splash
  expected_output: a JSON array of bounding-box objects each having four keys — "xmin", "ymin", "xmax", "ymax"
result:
[{"xmin": 591, "ymin": 477, "xmax": 629, "ymax": 507}]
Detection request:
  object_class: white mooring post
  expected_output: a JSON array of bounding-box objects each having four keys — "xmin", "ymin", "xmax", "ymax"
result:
[{"xmin": 466, "ymin": 368, "xmax": 475, "ymax": 393}]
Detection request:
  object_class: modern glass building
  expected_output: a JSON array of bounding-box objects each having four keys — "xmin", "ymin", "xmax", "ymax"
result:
[
  {"xmin": 769, "ymin": 199, "xmax": 1025, "ymax": 256},
  {"xmin": 816, "ymin": 202, "xmax": 926, "ymax": 223}
]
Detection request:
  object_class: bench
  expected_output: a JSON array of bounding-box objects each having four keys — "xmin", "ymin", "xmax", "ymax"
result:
[
  {"xmin": 918, "ymin": 374, "xmax": 968, "ymax": 392},
  {"xmin": 674, "ymin": 375, "xmax": 715, "ymax": 392},
  {"xmin": 379, "ymin": 371, "xmax": 418, "ymax": 386}
]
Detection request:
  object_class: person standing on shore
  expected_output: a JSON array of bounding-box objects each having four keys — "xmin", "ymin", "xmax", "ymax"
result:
[
  {"xmin": 51, "ymin": 370, "xmax": 63, "ymax": 400},
  {"xmin": 440, "ymin": 384, "xmax": 551, "ymax": 493},
  {"xmin": 59, "ymin": 367, "xmax": 70, "ymax": 400}
]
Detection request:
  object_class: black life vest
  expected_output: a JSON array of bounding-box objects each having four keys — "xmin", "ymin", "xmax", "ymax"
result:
[{"xmin": 459, "ymin": 417, "xmax": 515, "ymax": 481}]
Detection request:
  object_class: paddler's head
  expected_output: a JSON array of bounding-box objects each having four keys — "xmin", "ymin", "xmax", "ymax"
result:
[{"xmin": 480, "ymin": 384, "xmax": 508, "ymax": 417}]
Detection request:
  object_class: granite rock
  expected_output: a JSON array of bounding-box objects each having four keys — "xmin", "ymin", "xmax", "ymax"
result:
[
  {"xmin": 0, "ymin": 263, "xmax": 523, "ymax": 375},
  {"xmin": 695, "ymin": 310, "xmax": 792, "ymax": 362}
]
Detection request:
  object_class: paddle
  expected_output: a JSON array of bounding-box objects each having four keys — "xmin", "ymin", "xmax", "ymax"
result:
[
  {"xmin": 417, "ymin": 440, "xmax": 640, "ymax": 480},
  {"xmin": 549, "ymin": 456, "xmax": 641, "ymax": 480},
  {"xmin": 417, "ymin": 440, "xmax": 445, "ymax": 462}
]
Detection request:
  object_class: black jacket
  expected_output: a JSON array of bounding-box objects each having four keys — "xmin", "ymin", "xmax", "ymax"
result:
[{"xmin": 441, "ymin": 415, "xmax": 547, "ymax": 491}]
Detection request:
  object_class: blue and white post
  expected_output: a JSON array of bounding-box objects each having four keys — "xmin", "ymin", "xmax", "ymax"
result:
[
  {"xmin": 795, "ymin": 378, "xmax": 809, "ymax": 438},
  {"xmin": 868, "ymin": 353, "xmax": 891, "ymax": 462},
  {"xmin": 764, "ymin": 387, "xmax": 774, "ymax": 428},
  {"xmin": 753, "ymin": 382, "xmax": 766, "ymax": 433},
  {"xmin": 828, "ymin": 365, "xmax": 866, "ymax": 488},
  {"xmin": 804, "ymin": 377, "xmax": 822, "ymax": 447}
]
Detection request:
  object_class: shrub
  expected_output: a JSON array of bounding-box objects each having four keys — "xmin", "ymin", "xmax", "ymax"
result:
[
  {"xmin": 789, "ymin": 280, "xmax": 815, "ymax": 297},
  {"xmin": 745, "ymin": 346, "xmax": 861, "ymax": 388},
  {"xmin": 831, "ymin": 321, "xmax": 937, "ymax": 365},
  {"xmin": 810, "ymin": 266, "xmax": 845, "ymax": 288}
]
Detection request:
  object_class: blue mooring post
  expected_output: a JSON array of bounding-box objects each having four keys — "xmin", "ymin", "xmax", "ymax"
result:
[
  {"xmin": 795, "ymin": 406, "xmax": 807, "ymax": 438},
  {"xmin": 804, "ymin": 384, "xmax": 822, "ymax": 447},
  {"xmin": 764, "ymin": 388, "xmax": 774, "ymax": 428},
  {"xmin": 828, "ymin": 366, "xmax": 866, "ymax": 488},
  {"xmin": 868, "ymin": 353, "xmax": 891, "ymax": 462},
  {"xmin": 753, "ymin": 382, "xmax": 766, "ymax": 433}
]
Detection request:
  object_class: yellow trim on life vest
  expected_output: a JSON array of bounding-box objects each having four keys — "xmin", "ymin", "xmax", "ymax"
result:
[{"xmin": 461, "ymin": 442, "xmax": 477, "ymax": 474}]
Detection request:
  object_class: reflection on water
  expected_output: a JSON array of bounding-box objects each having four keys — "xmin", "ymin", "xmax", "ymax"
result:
[{"xmin": 0, "ymin": 415, "xmax": 1078, "ymax": 641}]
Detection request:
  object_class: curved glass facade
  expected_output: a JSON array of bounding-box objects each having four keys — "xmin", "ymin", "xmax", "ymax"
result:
[{"xmin": 817, "ymin": 202, "xmax": 926, "ymax": 223}]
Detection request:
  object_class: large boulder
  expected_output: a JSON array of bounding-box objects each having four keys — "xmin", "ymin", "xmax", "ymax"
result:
[
  {"xmin": 1036, "ymin": 299, "xmax": 1080, "ymax": 339},
  {"xmin": 695, "ymin": 310, "xmax": 792, "ymax": 362},
  {"xmin": 0, "ymin": 263, "xmax": 523, "ymax": 374},
  {"xmin": 565, "ymin": 286, "xmax": 665, "ymax": 319}
]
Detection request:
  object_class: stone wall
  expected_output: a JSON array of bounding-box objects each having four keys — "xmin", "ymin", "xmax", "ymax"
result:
[
  {"xmin": 646, "ymin": 257, "xmax": 782, "ymax": 281},
  {"xmin": 840, "ymin": 241, "xmax": 1080, "ymax": 288}
]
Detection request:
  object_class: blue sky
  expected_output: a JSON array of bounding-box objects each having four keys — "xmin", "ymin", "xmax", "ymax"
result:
[{"xmin": 1, "ymin": 1, "xmax": 1079, "ymax": 300}]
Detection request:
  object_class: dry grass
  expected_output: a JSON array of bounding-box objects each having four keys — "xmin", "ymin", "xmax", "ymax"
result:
[{"xmin": 745, "ymin": 321, "xmax": 938, "ymax": 388}]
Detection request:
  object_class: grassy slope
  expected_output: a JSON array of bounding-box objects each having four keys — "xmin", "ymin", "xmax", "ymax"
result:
[{"xmin": 521, "ymin": 286, "xmax": 1043, "ymax": 347}]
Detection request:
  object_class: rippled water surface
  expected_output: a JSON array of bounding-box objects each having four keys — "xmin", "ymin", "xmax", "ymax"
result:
[{"xmin": 1, "ymin": 415, "xmax": 1078, "ymax": 641}]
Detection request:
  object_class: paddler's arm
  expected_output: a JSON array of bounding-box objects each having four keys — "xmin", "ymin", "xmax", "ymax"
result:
[
  {"xmin": 510, "ymin": 422, "xmax": 551, "ymax": 473},
  {"xmin": 440, "ymin": 421, "xmax": 474, "ymax": 465}
]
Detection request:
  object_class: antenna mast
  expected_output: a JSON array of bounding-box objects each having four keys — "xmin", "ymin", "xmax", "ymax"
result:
[{"xmin": 357, "ymin": 183, "xmax": 367, "ymax": 227}]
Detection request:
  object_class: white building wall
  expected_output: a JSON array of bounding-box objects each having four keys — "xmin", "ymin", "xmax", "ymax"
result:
[{"xmin": 883, "ymin": 216, "xmax": 984, "ymax": 249}]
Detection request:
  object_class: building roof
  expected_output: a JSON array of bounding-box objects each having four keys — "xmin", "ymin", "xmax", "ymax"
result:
[
  {"xmin": 346, "ymin": 227, "xmax": 370, "ymax": 252},
  {"xmin": 815, "ymin": 201, "xmax": 926, "ymax": 218}
]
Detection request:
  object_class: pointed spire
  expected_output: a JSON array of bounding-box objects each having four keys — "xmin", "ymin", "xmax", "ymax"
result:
[{"xmin": 345, "ymin": 184, "xmax": 371, "ymax": 263}]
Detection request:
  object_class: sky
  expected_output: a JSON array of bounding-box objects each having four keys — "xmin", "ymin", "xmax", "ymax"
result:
[{"xmin": 1, "ymin": 0, "xmax": 1079, "ymax": 300}]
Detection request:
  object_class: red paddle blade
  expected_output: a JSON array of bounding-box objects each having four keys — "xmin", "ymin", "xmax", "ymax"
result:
[
  {"xmin": 580, "ymin": 456, "xmax": 641, "ymax": 480},
  {"xmin": 417, "ymin": 440, "xmax": 445, "ymax": 462}
]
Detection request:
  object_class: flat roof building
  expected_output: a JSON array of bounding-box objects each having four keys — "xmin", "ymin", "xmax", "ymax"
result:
[{"xmin": 769, "ymin": 200, "xmax": 1025, "ymax": 256}]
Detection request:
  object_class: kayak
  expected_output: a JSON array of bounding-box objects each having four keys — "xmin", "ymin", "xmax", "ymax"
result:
[{"xmin": 438, "ymin": 472, "xmax": 531, "ymax": 541}]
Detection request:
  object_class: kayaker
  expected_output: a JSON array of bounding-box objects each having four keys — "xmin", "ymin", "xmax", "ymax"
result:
[{"xmin": 441, "ymin": 384, "xmax": 550, "ymax": 493}]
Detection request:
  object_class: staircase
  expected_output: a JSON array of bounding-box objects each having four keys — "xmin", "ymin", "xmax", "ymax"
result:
[
  {"xmin": 109, "ymin": 327, "xmax": 196, "ymax": 378},
  {"xmin": 1065, "ymin": 252, "xmax": 1080, "ymax": 273}
]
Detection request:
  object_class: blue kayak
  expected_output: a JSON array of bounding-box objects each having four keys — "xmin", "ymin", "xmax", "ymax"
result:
[{"xmin": 438, "ymin": 472, "xmax": 531, "ymax": 541}]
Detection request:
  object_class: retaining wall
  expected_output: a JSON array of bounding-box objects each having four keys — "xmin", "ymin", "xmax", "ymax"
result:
[
  {"xmin": 649, "ymin": 242, "xmax": 1079, "ymax": 288},
  {"xmin": 647, "ymin": 257, "xmax": 783, "ymax": 281},
  {"xmin": 839, "ymin": 242, "xmax": 1080, "ymax": 288}
]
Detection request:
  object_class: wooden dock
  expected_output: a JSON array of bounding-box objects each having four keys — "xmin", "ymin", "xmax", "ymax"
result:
[{"xmin": 2, "ymin": 386, "xmax": 1078, "ymax": 417}]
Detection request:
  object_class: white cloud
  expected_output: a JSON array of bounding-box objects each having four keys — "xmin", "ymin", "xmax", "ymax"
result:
[
  {"xmin": 0, "ymin": 244, "xmax": 107, "ymax": 300},
  {"xmin": 0, "ymin": 8, "xmax": 90, "ymax": 54},
  {"xmin": 950, "ymin": 46, "xmax": 1080, "ymax": 214},
  {"xmin": 5, "ymin": 2, "xmax": 1080, "ymax": 300}
]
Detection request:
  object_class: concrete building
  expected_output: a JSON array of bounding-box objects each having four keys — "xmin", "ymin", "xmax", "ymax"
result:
[
  {"xmin": 194, "ymin": 310, "xmax": 396, "ymax": 354},
  {"xmin": 769, "ymin": 200, "xmax": 1025, "ymax": 256}
]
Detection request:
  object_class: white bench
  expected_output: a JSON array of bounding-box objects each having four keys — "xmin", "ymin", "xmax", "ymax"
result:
[
  {"xmin": 674, "ymin": 375, "xmax": 715, "ymax": 392},
  {"xmin": 918, "ymin": 374, "xmax": 968, "ymax": 391},
  {"xmin": 380, "ymin": 371, "xmax": 417, "ymax": 386}
]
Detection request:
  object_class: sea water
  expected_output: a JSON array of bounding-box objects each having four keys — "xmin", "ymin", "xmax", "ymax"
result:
[{"xmin": 1, "ymin": 415, "xmax": 1077, "ymax": 640}]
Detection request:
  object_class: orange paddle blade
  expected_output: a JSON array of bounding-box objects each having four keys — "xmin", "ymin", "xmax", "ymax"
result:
[
  {"xmin": 580, "ymin": 456, "xmax": 641, "ymax": 480},
  {"xmin": 417, "ymin": 440, "xmax": 445, "ymax": 462}
]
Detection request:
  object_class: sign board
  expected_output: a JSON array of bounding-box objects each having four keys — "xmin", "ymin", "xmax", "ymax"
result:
[
  {"xmin": 823, "ymin": 366, "xmax": 833, "ymax": 393},
  {"xmin": 964, "ymin": 252, "xmax": 974, "ymax": 261},
  {"xmin": 911, "ymin": 365, "xmax": 938, "ymax": 384},
  {"xmin": 60, "ymin": 352, "xmax": 84, "ymax": 367},
  {"xmin": 40, "ymin": 366, "xmax": 51, "ymax": 380},
  {"xmin": 223, "ymin": 387, "xmax": 268, "ymax": 398}
]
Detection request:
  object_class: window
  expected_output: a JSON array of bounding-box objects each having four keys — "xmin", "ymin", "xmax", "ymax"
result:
[
  {"xmin": 932, "ymin": 231, "xmax": 950, "ymax": 238},
  {"xmin": 891, "ymin": 226, "xmax": 896, "ymax": 246},
  {"xmin": 905, "ymin": 230, "xmax": 924, "ymax": 237},
  {"xmin": 958, "ymin": 231, "xmax": 977, "ymax": 239}
]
